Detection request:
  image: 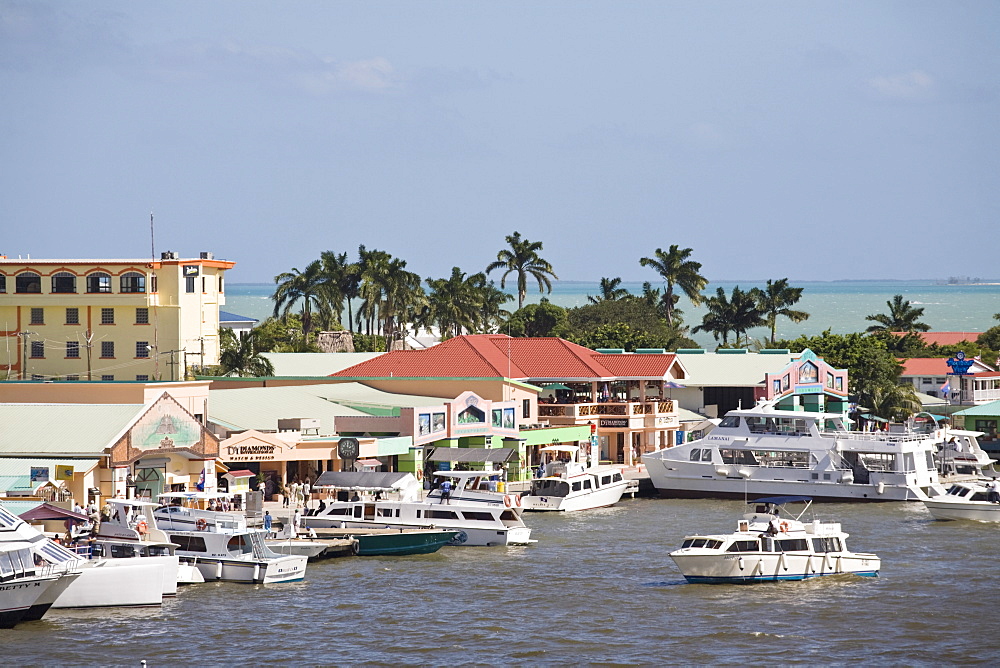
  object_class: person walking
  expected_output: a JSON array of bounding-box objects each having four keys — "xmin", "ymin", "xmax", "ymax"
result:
[{"xmin": 263, "ymin": 510, "xmax": 273, "ymax": 534}]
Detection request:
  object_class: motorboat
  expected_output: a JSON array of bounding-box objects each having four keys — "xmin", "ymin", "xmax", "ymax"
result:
[
  {"xmin": 153, "ymin": 493, "xmax": 307, "ymax": 584},
  {"xmin": 934, "ymin": 429, "xmax": 996, "ymax": 483},
  {"xmin": 0, "ymin": 503, "xmax": 163, "ymax": 609},
  {"xmin": 265, "ymin": 519, "xmax": 332, "ymax": 559},
  {"xmin": 304, "ymin": 471, "xmax": 533, "ymax": 547},
  {"xmin": 643, "ymin": 400, "xmax": 945, "ymax": 501},
  {"xmin": 0, "ymin": 540, "xmax": 65, "ymax": 627},
  {"xmin": 93, "ymin": 499, "xmax": 204, "ymax": 589},
  {"xmin": 520, "ymin": 445, "xmax": 629, "ymax": 512},
  {"xmin": 669, "ymin": 496, "xmax": 880, "ymax": 584},
  {"xmin": 922, "ymin": 479, "xmax": 1000, "ymax": 521}
]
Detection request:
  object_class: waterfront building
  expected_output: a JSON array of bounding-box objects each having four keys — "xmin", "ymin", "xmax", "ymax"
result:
[
  {"xmin": 219, "ymin": 310, "xmax": 258, "ymax": 336},
  {"xmin": 0, "ymin": 251, "xmax": 234, "ymax": 381},
  {"xmin": 899, "ymin": 357, "xmax": 996, "ymax": 405},
  {"xmin": 952, "ymin": 400, "xmax": 1000, "ymax": 453}
]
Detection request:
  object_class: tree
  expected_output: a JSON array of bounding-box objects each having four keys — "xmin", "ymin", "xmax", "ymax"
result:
[
  {"xmin": 865, "ymin": 294, "xmax": 930, "ymax": 333},
  {"xmin": 693, "ymin": 286, "xmax": 765, "ymax": 347},
  {"xmin": 425, "ymin": 267, "xmax": 483, "ymax": 339},
  {"xmin": 575, "ymin": 323, "xmax": 660, "ymax": 352},
  {"xmin": 757, "ymin": 278, "xmax": 810, "ymax": 344},
  {"xmin": 218, "ymin": 328, "xmax": 276, "ymax": 377},
  {"xmin": 567, "ymin": 297, "xmax": 695, "ymax": 350},
  {"xmin": 271, "ymin": 260, "xmax": 326, "ymax": 337},
  {"xmin": 587, "ymin": 277, "xmax": 629, "ymax": 304},
  {"xmin": 506, "ymin": 299, "xmax": 570, "ymax": 338},
  {"xmin": 486, "ymin": 231, "xmax": 558, "ymax": 310},
  {"xmin": 318, "ymin": 250, "xmax": 354, "ymax": 331},
  {"xmin": 639, "ymin": 245, "xmax": 707, "ymax": 327}
]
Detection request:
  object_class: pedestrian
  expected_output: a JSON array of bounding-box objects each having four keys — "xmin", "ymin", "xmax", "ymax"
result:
[
  {"xmin": 302, "ymin": 478, "xmax": 311, "ymax": 510},
  {"xmin": 282, "ymin": 481, "xmax": 290, "ymax": 508},
  {"xmin": 263, "ymin": 510, "xmax": 273, "ymax": 533},
  {"xmin": 293, "ymin": 507, "xmax": 302, "ymax": 533},
  {"xmin": 440, "ymin": 478, "xmax": 453, "ymax": 505}
]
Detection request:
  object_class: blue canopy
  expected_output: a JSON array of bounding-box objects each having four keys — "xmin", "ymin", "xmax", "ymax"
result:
[{"xmin": 748, "ymin": 496, "xmax": 812, "ymax": 505}]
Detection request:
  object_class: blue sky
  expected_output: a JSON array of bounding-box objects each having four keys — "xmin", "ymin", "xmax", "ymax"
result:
[{"xmin": 1, "ymin": 1, "xmax": 997, "ymax": 284}]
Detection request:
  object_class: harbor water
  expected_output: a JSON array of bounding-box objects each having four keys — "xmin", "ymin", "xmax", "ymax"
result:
[{"xmin": 6, "ymin": 498, "xmax": 998, "ymax": 665}]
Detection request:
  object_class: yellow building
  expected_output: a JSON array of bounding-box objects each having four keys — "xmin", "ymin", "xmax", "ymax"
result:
[{"xmin": 0, "ymin": 252, "xmax": 235, "ymax": 381}]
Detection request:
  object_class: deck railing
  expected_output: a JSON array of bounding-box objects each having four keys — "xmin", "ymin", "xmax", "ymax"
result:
[{"xmin": 538, "ymin": 400, "xmax": 675, "ymax": 419}]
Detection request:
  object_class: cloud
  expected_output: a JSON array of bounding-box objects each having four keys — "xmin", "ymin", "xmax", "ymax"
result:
[{"xmin": 867, "ymin": 70, "xmax": 935, "ymax": 101}]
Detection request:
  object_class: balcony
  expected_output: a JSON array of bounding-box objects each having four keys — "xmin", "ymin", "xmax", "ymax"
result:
[{"xmin": 539, "ymin": 400, "xmax": 675, "ymax": 422}]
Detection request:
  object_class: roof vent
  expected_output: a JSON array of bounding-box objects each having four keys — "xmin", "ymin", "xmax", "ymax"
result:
[
  {"xmin": 595, "ymin": 348, "xmax": 624, "ymax": 354},
  {"xmin": 635, "ymin": 348, "xmax": 666, "ymax": 354},
  {"xmin": 759, "ymin": 349, "xmax": 791, "ymax": 355},
  {"xmin": 199, "ymin": 251, "xmax": 214, "ymax": 260},
  {"xmin": 716, "ymin": 348, "xmax": 748, "ymax": 354},
  {"xmin": 676, "ymin": 349, "xmax": 705, "ymax": 354}
]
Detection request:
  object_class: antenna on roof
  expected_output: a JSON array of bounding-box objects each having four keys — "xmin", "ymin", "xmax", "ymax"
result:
[{"xmin": 150, "ymin": 211, "xmax": 155, "ymax": 259}]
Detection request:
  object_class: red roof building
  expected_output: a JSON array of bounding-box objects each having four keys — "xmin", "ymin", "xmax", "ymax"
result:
[{"xmin": 893, "ymin": 332, "xmax": 983, "ymax": 347}]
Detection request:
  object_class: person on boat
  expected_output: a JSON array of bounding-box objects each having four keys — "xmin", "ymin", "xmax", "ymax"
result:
[
  {"xmin": 440, "ymin": 479, "xmax": 453, "ymax": 504},
  {"xmin": 987, "ymin": 479, "xmax": 1000, "ymax": 504},
  {"xmin": 350, "ymin": 491, "xmax": 361, "ymax": 502}
]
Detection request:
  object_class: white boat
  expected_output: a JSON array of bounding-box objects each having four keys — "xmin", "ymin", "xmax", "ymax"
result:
[
  {"xmin": 934, "ymin": 429, "xmax": 996, "ymax": 482},
  {"xmin": 0, "ymin": 503, "xmax": 164, "ymax": 609},
  {"xmin": 520, "ymin": 445, "xmax": 629, "ymax": 512},
  {"xmin": 922, "ymin": 479, "xmax": 1000, "ymax": 521},
  {"xmin": 669, "ymin": 496, "xmax": 880, "ymax": 584},
  {"xmin": 153, "ymin": 493, "xmax": 307, "ymax": 584},
  {"xmin": 0, "ymin": 540, "xmax": 65, "ymax": 627},
  {"xmin": 643, "ymin": 400, "xmax": 945, "ymax": 501},
  {"xmin": 305, "ymin": 471, "xmax": 533, "ymax": 547},
  {"xmin": 94, "ymin": 499, "xmax": 204, "ymax": 587}
]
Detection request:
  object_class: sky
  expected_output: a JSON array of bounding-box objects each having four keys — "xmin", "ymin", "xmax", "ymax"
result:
[{"xmin": 1, "ymin": 1, "xmax": 998, "ymax": 285}]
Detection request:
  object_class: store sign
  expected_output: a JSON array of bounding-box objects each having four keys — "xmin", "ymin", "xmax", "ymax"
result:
[
  {"xmin": 599, "ymin": 418, "xmax": 629, "ymax": 428},
  {"xmin": 946, "ymin": 351, "xmax": 975, "ymax": 376},
  {"xmin": 225, "ymin": 443, "xmax": 278, "ymax": 461}
]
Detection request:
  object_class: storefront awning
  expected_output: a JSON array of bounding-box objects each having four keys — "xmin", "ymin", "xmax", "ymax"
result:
[
  {"xmin": 314, "ymin": 471, "xmax": 415, "ymax": 490},
  {"xmin": 425, "ymin": 447, "xmax": 516, "ymax": 464}
]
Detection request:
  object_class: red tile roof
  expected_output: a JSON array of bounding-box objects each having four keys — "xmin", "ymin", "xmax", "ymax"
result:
[
  {"xmin": 892, "ymin": 332, "xmax": 982, "ymax": 346},
  {"xmin": 331, "ymin": 335, "xmax": 681, "ymax": 381},
  {"xmin": 900, "ymin": 357, "xmax": 996, "ymax": 376}
]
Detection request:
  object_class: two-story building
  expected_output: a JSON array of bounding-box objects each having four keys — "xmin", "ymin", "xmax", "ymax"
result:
[{"xmin": 0, "ymin": 251, "xmax": 234, "ymax": 381}]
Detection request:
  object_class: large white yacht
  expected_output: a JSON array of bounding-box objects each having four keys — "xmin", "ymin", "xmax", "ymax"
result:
[
  {"xmin": 520, "ymin": 445, "xmax": 629, "ymax": 512},
  {"xmin": 153, "ymin": 493, "xmax": 307, "ymax": 584},
  {"xmin": 669, "ymin": 496, "xmax": 880, "ymax": 584},
  {"xmin": 643, "ymin": 400, "xmax": 945, "ymax": 501},
  {"xmin": 305, "ymin": 471, "xmax": 533, "ymax": 547}
]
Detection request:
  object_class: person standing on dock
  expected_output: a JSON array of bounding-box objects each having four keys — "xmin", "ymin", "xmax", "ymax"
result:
[{"xmin": 263, "ymin": 511, "xmax": 273, "ymax": 534}]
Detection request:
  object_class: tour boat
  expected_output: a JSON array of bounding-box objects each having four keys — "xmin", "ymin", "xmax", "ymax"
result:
[
  {"xmin": 0, "ymin": 504, "xmax": 163, "ymax": 609},
  {"xmin": 669, "ymin": 496, "xmax": 880, "ymax": 584},
  {"xmin": 304, "ymin": 471, "xmax": 533, "ymax": 547},
  {"xmin": 153, "ymin": 493, "xmax": 307, "ymax": 584},
  {"xmin": 922, "ymin": 480, "xmax": 1000, "ymax": 521},
  {"xmin": 0, "ymin": 540, "xmax": 65, "ymax": 627},
  {"xmin": 643, "ymin": 400, "xmax": 945, "ymax": 501},
  {"xmin": 519, "ymin": 445, "xmax": 629, "ymax": 512}
]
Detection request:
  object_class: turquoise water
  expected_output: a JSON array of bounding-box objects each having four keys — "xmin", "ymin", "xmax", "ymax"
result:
[{"xmin": 225, "ymin": 280, "xmax": 1000, "ymax": 348}]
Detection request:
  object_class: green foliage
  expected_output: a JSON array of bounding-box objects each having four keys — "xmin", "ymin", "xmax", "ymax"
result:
[
  {"xmin": 352, "ymin": 333, "xmax": 388, "ymax": 353},
  {"xmin": 565, "ymin": 297, "xmax": 695, "ymax": 350},
  {"xmin": 639, "ymin": 245, "xmax": 707, "ymax": 327},
  {"xmin": 757, "ymin": 278, "xmax": 809, "ymax": 344},
  {"xmin": 573, "ymin": 323, "xmax": 667, "ymax": 351},
  {"xmin": 693, "ymin": 286, "xmax": 766, "ymax": 347},
  {"xmin": 865, "ymin": 294, "xmax": 930, "ymax": 333},
  {"xmin": 486, "ymin": 231, "xmax": 558, "ymax": 310},
  {"xmin": 506, "ymin": 299, "xmax": 571, "ymax": 338},
  {"xmin": 978, "ymin": 326, "xmax": 1000, "ymax": 354},
  {"xmin": 218, "ymin": 328, "xmax": 276, "ymax": 377},
  {"xmin": 587, "ymin": 277, "xmax": 630, "ymax": 304}
]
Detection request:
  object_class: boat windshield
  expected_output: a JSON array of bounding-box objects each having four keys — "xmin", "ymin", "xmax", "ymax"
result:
[{"xmin": 530, "ymin": 479, "xmax": 570, "ymax": 497}]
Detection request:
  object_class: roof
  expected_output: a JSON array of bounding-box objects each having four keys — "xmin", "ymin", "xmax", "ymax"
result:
[
  {"xmin": 222, "ymin": 469, "xmax": 256, "ymax": 479},
  {"xmin": 953, "ymin": 400, "xmax": 1000, "ymax": 417},
  {"xmin": 425, "ymin": 447, "xmax": 516, "ymax": 463},
  {"xmin": 313, "ymin": 471, "xmax": 415, "ymax": 489},
  {"xmin": 261, "ymin": 353, "xmax": 384, "ymax": 377},
  {"xmin": 330, "ymin": 334, "xmax": 682, "ymax": 382},
  {"xmin": 900, "ymin": 358, "xmax": 995, "ymax": 376},
  {"xmin": 0, "ymin": 404, "xmax": 144, "ymax": 456},
  {"xmin": 0, "ymin": 457, "xmax": 102, "ymax": 483},
  {"xmin": 676, "ymin": 407, "xmax": 709, "ymax": 423},
  {"xmin": 208, "ymin": 385, "xmax": 369, "ymax": 433},
  {"xmin": 670, "ymin": 351, "xmax": 799, "ymax": 387},
  {"xmin": 18, "ymin": 502, "xmax": 90, "ymax": 522},
  {"xmin": 219, "ymin": 311, "xmax": 258, "ymax": 323},
  {"xmin": 893, "ymin": 331, "xmax": 983, "ymax": 346},
  {"xmin": 914, "ymin": 391, "xmax": 948, "ymax": 407},
  {"xmin": 296, "ymin": 382, "xmax": 448, "ymax": 410}
]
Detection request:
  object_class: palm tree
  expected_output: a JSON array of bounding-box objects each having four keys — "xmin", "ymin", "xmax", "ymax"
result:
[
  {"xmin": 476, "ymin": 278, "xmax": 514, "ymax": 333},
  {"xmin": 865, "ymin": 295, "xmax": 930, "ymax": 333},
  {"xmin": 587, "ymin": 277, "xmax": 630, "ymax": 304},
  {"xmin": 318, "ymin": 250, "xmax": 354, "ymax": 331},
  {"xmin": 271, "ymin": 260, "xmax": 326, "ymax": 337},
  {"xmin": 425, "ymin": 267, "xmax": 482, "ymax": 338},
  {"xmin": 218, "ymin": 328, "xmax": 275, "ymax": 377},
  {"xmin": 639, "ymin": 245, "xmax": 708, "ymax": 327},
  {"xmin": 757, "ymin": 278, "xmax": 810, "ymax": 344},
  {"xmin": 486, "ymin": 231, "xmax": 558, "ymax": 310},
  {"xmin": 693, "ymin": 286, "xmax": 765, "ymax": 346}
]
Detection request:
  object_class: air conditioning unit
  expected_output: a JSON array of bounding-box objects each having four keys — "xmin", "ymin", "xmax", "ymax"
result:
[
  {"xmin": 160, "ymin": 251, "xmax": 178, "ymax": 260},
  {"xmin": 199, "ymin": 251, "xmax": 214, "ymax": 260}
]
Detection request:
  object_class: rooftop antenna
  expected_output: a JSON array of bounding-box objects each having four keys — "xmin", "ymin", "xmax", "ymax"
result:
[{"xmin": 149, "ymin": 211, "xmax": 155, "ymax": 259}]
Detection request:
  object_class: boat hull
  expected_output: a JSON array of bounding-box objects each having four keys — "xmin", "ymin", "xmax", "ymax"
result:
[
  {"xmin": 184, "ymin": 554, "xmax": 307, "ymax": 584},
  {"xmin": 21, "ymin": 571, "xmax": 81, "ymax": 621},
  {"xmin": 305, "ymin": 518, "xmax": 531, "ymax": 547},
  {"xmin": 0, "ymin": 574, "xmax": 60, "ymax": 627},
  {"xmin": 670, "ymin": 552, "xmax": 880, "ymax": 584},
  {"xmin": 52, "ymin": 560, "xmax": 164, "ymax": 608},
  {"xmin": 353, "ymin": 530, "xmax": 458, "ymax": 555},
  {"xmin": 923, "ymin": 500, "xmax": 1000, "ymax": 522},
  {"xmin": 521, "ymin": 481, "xmax": 628, "ymax": 512}
]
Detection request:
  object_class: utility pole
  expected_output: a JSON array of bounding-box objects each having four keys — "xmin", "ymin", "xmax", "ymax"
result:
[
  {"xmin": 85, "ymin": 329, "xmax": 94, "ymax": 381},
  {"xmin": 16, "ymin": 331, "xmax": 35, "ymax": 380}
]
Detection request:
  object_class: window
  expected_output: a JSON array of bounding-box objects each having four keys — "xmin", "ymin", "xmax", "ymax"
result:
[
  {"xmin": 689, "ymin": 448, "xmax": 702, "ymax": 461},
  {"xmin": 571, "ymin": 481, "xmax": 582, "ymax": 492},
  {"xmin": 150, "ymin": 274, "xmax": 158, "ymax": 293},
  {"xmin": 0, "ymin": 274, "xmax": 5, "ymax": 292},
  {"xmin": 461, "ymin": 511, "xmax": 495, "ymax": 522},
  {"xmin": 701, "ymin": 449, "xmax": 713, "ymax": 462},
  {"xmin": 726, "ymin": 540, "xmax": 761, "ymax": 553},
  {"xmin": 135, "ymin": 308, "xmax": 149, "ymax": 325},
  {"xmin": 202, "ymin": 277, "xmax": 206, "ymax": 293},
  {"xmin": 86, "ymin": 273, "xmax": 112, "ymax": 293},
  {"xmin": 523, "ymin": 399, "xmax": 530, "ymax": 419},
  {"xmin": 30, "ymin": 308, "xmax": 44, "ymax": 325},
  {"xmin": 31, "ymin": 374, "xmax": 44, "ymax": 381},
  {"xmin": 219, "ymin": 276, "xmax": 224, "ymax": 293},
  {"xmin": 66, "ymin": 342, "xmax": 80, "ymax": 358},
  {"xmin": 425, "ymin": 509, "xmax": 460, "ymax": 520},
  {"xmin": 101, "ymin": 375, "xmax": 115, "ymax": 381},
  {"xmin": 66, "ymin": 375, "xmax": 79, "ymax": 381},
  {"xmin": 719, "ymin": 416, "xmax": 741, "ymax": 428},
  {"xmin": 15, "ymin": 272, "xmax": 41, "ymax": 293},
  {"xmin": 65, "ymin": 308, "xmax": 79, "ymax": 325},
  {"xmin": 30, "ymin": 341, "xmax": 44, "ymax": 358},
  {"xmin": 136, "ymin": 341, "xmax": 149, "ymax": 358},
  {"xmin": 136, "ymin": 375, "xmax": 149, "ymax": 381},
  {"xmin": 101, "ymin": 308, "xmax": 114, "ymax": 325},
  {"xmin": 51, "ymin": 272, "xmax": 76, "ymax": 293},
  {"xmin": 185, "ymin": 277, "xmax": 195, "ymax": 293},
  {"xmin": 776, "ymin": 538, "xmax": 810, "ymax": 552},
  {"xmin": 120, "ymin": 272, "xmax": 146, "ymax": 293},
  {"xmin": 101, "ymin": 341, "xmax": 114, "ymax": 358}
]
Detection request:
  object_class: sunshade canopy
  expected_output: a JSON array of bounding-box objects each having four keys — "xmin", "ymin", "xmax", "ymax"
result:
[{"xmin": 425, "ymin": 447, "xmax": 516, "ymax": 464}]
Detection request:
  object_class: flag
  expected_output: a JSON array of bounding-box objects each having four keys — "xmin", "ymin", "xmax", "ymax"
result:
[
  {"xmin": 940, "ymin": 380, "xmax": 951, "ymax": 395},
  {"xmin": 196, "ymin": 466, "xmax": 206, "ymax": 492}
]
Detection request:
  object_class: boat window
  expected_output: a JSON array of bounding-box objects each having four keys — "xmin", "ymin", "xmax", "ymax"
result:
[
  {"xmin": 170, "ymin": 535, "xmax": 207, "ymax": 552},
  {"xmin": 726, "ymin": 540, "xmax": 760, "ymax": 553},
  {"xmin": 971, "ymin": 492, "xmax": 989, "ymax": 502},
  {"xmin": 145, "ymin": 545, "xmax": 170, "ymax": 556},
  {"xmin": 859, "ymin": 452, "xmax": 896, "ymax": 472},
  {"xmin": 612, "ymin": 473, "xmax": 622, "ymax": 482},
  {"xmin": 812, "ymin": 537, "xmax": 842, "ymax": 552},
  {"xmin": 601, "ymin": 475, "xmax": 612, "ymax": 485},
  {"xmin": 751, "ymin": 450, "xmax": 808, "ymax": 468},
  {"xmin": 227, "ymin": 535, "xmax": 252, "ymax": 554},
  {"xmin": 701, "ymin": 449, "xmax": 713, "ymax": 462},
  {"xmin": 903, "ymin": 453, "xmax": 915, "ymax": 473},
  {"xmin": 720, "ymin": 449, "xmax": 758, "ymax": 465},
  {"xmin": 327, "ymin": 507, "xmax": 353, "ymax": 516},
  {"xmin": 426, "ymin": 510, "xmax": 460, "ymax": 520},
  {"xmin": 461, "ymin": 511, "xmax": 495, "ymax": 522},
  {"xmin": 719, "ymin": 416, "xmax": 741, "ymax": 428},
  {"xmin": 110, "ymin": 544, "xmax": 137, "ymax": 559},
  {"xmin": 499, "ymin": 510, "xmax": 519, "ymax": 521},
  {"xmin": 776, "ymin": 538, "xmax": 809, "ymax": 552},
  {"xmin": 376, "ymin": 508, "xmax": 395, "ymax": 518},
  {"xmin": 925, "ymin": 451, "xmax": 936, "ymax": 471},
  {"xmin": 689, "ymin": 448, "xmax": 702, "ymax": 461},
  {"xmin": 571, "ymin": 481, "xmax": 582, "ymax": 492},
  {"xmin": 583, "ymin": 479, "xmax": 593, "ymax": 489}
]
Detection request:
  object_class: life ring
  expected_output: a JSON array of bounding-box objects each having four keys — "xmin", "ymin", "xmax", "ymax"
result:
[
  {"xmin": 779, "ymin": 521, "xmax": 789, "ymax": 533},
  {"xmin": 416, "ymin": 469, "xmax": 423, "ymax": 481},
  {"xmin": 196, "ymin": 518, "xmax": 208, "ymax": 531},
  {"xmin": 136, "ymin": 521, "xmax": 149, "ymax": 535},
  {"xmin": 514, "ymin": 494, "xmax": 522, "ymax": 507},
  {"xmin": 504, "ymin": 495, "xmax": 512, "ymax": 507}
]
